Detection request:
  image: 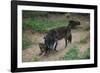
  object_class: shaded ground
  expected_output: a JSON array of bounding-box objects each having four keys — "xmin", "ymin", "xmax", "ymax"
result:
[{"xmin": 22, "ymin": 14, "xmax": 90, "ymax": 62}]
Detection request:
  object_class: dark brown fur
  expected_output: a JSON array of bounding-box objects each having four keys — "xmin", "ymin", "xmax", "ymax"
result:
[{"xmin": 44, "ymin": 26, "xmax": 72, "ymax": 52}]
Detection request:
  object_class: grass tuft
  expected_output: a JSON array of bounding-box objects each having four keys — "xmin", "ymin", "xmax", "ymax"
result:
[
  {"xmin": 64, "ymin": 47, "xmax": 79, "ymax": 60},
  {"xmin": 64, "ymin": 47, "xmax": 90, "ymax": 60},
  {"xmin": 32, "ymin": 56, "xmax": 40, "ymax": 61}
]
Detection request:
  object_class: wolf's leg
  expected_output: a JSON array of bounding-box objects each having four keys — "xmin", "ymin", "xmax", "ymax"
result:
[
  {"xmin": 68, "ymin": 34, "xmax": 72, "ymax": 43},
  {"xmin": 54, "ymin": 42, "xmax": 58, "ymax": 52},
  {"xmin": 65, "ymin": 36, "xmax": 68, "ymax": 48}
]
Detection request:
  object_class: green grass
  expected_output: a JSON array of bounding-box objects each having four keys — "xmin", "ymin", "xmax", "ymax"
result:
[
  {"xmin": 64, "ymin": 47, "xmax": 79, "ymax": 60},
  {"xmin": 32, "ymin": 56, "xmax": 40, "ymax": 61},
  {"xmin": 64, "ymin": 47, "xmax": 90, "ymax": 60},
  {"xmin": 22, "ymin": 18, "xmax": 68, "ymax": 32},
  {"xmin": 80, "ymin": 48, "xmax": 90, "ymax": 59}
]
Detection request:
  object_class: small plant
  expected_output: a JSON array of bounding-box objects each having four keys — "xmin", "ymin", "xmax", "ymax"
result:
[
  {"xmin": 80, "ymin": 48, "xmax": 90, "ymax": 59},
  {"xmin": 64, "ymin": 47, "xmax": 90, "ymax": 60},
  {"xmin": 32, "ymin": 56, "xmax": 39, "ymax": 61},
  {"xmin": 64, "ymin": 47, "xmax": 79, "ymax": 60}
]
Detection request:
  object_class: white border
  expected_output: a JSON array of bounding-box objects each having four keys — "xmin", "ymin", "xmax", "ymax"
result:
[{"xmin": 17, "ymin": 5, "xmax": 94, "ymax": 68}]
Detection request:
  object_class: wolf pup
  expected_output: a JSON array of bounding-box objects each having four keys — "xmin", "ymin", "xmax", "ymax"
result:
[{"xmin": 39, "ymin": 43, "xmax": 51, "ymax": 55}]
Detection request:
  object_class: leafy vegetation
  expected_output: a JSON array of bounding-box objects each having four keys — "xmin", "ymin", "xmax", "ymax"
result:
[
  {"xmin": 64, "ymin": 47, "xmax": 79, "ymax": 60},
  {"xmin": 64, "ymin": 47, "xmax": 90, "ymax": 60},
  {"xmin": 22, "ymin": 18, "xmax": 68, "ymax": 32}
]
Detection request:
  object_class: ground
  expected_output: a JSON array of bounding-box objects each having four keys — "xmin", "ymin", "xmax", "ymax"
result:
[{"xmin": 22, "ymin": 14, "xmax": 90, "ymax": 62}]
